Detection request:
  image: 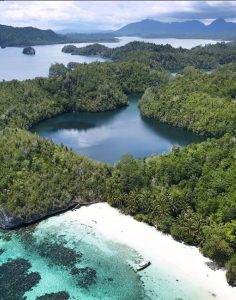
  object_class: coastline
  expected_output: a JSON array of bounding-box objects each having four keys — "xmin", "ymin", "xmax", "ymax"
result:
[
  {"xmin": 0, "ymin": 200, "xmax": 98, "ymax": 229},
  {"xmin": 69, "ymin": 203, "xmax": 236, "ymax": 300}
]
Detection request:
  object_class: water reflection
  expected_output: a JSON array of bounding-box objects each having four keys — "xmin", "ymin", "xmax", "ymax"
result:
[
  {"xmin": 32, "ymin": 94, "xmax": 206, "ymax": 164},
  {"xmin": 141, "ymin": 115, "xmax": 205, "ymax": 146}
]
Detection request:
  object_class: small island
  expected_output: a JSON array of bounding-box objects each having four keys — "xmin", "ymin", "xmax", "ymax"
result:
[{"xmin": 22, "ymin": 46, "xmax": 36, "ymax": 55}]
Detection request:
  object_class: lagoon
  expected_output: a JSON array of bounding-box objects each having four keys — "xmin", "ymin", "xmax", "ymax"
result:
[{"xmin": 32, "ymin": 94, "xmax": 205, "ymax": 164}]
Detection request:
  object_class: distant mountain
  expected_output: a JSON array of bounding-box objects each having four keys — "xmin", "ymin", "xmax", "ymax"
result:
[
  {"xmin": 2, "ymin": 18, "xmax": 236, "ymax": 47},
  {"xmin": 0, "ymin": 24, "xmax": 117, "ymax": 47},
  {"xmin": 0, "ymin": 24, "xmax": 68, "ymax": 47},
  {"xmin": 207, "ymin": 18, "xmax": 236, "ymax": 33},
  {"xmin": 115, "ymin": 18, "xmax": 236, "ymax": 40}
]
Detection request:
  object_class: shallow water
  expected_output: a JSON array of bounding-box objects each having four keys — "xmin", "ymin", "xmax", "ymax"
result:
[
  {"xmin": 0, "ymin": 208, "xmax": 210, "ymax": 300},
  {"xmin": 0, "ymin": 223, "xmax": 143, "ymax": 300},
  {"xmin": 0, "ymin": 36, "xmax": 222, "ymax": 81},
  {"xmin": 32, "ymin": 94, "xmax": 205, "ymax": 164}
]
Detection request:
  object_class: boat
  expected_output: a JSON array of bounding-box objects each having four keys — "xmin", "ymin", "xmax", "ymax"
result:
[{"xmin": 135, "ymin": 260, "xmax": 151, "ymax": 271}]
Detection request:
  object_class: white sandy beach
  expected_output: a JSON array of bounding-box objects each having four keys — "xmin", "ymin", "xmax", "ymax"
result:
[{"xmin": 66, "ymin": 203, "xmax": 236, "ymax": 300}]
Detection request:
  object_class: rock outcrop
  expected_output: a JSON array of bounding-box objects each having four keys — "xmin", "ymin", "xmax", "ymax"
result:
[
  {"xmin": 0, "ymin": 205, "xmax": 22, "ymax": 228},
  {"xmin": 0, "ymin": 205, "xmax": 75, "ymax": 229},
  {"xmin": 0, "ymin": 199, "xmax": 98, "ymax": 229},
  {"xmin": 22, "ymin": 46, "xmax": 35, "ymax": 55}
]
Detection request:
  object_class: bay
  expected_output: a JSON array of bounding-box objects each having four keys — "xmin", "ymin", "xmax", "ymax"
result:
[{"xmin": 0, "ymin": 36, "xmax": 222, "ymax": 81}]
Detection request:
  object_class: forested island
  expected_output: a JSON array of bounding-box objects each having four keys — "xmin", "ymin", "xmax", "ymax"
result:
[
  {"xmin": 22, "ymin": 47, "xmax": 35, "ymax": 55},
  {"xmin": 0, "ymin": 43, "xmax": 235, "ymax": 286},
  {"xmin": 62, "ymin": 41, "xmax": 236, "ymax": 70}
]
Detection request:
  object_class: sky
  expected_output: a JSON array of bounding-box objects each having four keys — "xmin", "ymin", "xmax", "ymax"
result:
[{"xmin": 1, "ymin": 1, "xmax": 236, "ymax": 32}]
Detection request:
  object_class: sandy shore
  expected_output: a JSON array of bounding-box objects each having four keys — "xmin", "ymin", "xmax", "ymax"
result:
[{"xmin": 68, "ymin": 203, "xmax": 236, "ymax": 300}]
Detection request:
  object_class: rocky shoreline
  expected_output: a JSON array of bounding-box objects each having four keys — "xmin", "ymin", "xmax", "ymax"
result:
[{"xmin": 0, "ymin": 199, "xmax": 98, "ymax": 229}]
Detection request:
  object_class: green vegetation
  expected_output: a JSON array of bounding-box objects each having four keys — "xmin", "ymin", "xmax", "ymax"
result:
[
  {"xmin": 226, "ymin": 256, "xmax": 236, "ymax": 286},
  {"xmin": 62, "ymin": 41, "xmax": 236, "ymax": 70},
  {"xmin": 140, "ymin": 65, "xmax": 236, "ymax": 137},
  {"xmin": 0, "ymin": 128, "xmax": 109, "ymax": 223},
  {"xmin": 48, "ymin": 61, "xmax": 168, "ymax": 95},
  {"xmin": 0, "ymin": 62, "xmax": 168, "ymax": 129},
  {"xmin": 0, "ymin": 78, "xmax": 66, "ymax": 130},
  {"xmin": 0, "ymin": 60, "xmax": 168, "ymax": 224},
  {"xmin": 0, "ymin": 24, "xmax": 66, "ymax": 47},
  {"xmin": 62, "ymin": 44, "xmax": 112, "ymax": 57},
  {"xmin": 1, "ymin": 127, "xmax": 235, "ymax": 284},
  {"xmin": 47, "ymin": 62, "xmax": 128, "ymax": 112},
  {"xmin": 106, "ymin": 135, "xmax": 236, "ymax": 285},
  {"xmin": 137, "ymin": 63, "xmax": 236, "ymax": 285},
  {"xmin": 0, "ymin": 43, "xmax": 235, "ymax": 286}
]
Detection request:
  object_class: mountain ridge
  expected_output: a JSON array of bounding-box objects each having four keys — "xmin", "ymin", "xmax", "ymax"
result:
[
  {"xmin": 115, "ymin": 18, "xmax": 236, "ymax": 39},
  {"xmin": 1, "ymin": 18, "xmax": 236, "ymax": 47}
]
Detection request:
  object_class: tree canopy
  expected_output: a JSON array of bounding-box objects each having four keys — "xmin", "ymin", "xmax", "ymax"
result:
[
  {"xmin": 0, "ymin": 61, "xmax": 168, "ymax": 130},
  {"xmin": 62, "ymin": 41, "xmax": 236, "ymax": 70},
  {"xmin": 0, "ymin": 128, "xmax": 109, "ymax": 224},
  {"xmin": 107, "ymin": 135, "xmax": 236, "ymax": 283},
  {"xmin": 140, "ymin": 65, "xmax": 236, "ymax": 137}
]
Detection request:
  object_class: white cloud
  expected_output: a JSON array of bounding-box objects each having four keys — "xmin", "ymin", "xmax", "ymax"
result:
[{"xmin": 0, "ymin": 1, "xmax": 235, "ymax": 31}]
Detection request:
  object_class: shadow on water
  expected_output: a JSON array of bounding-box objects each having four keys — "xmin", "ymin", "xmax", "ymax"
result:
[
  {"xmin": 32, "ymin": 105, "xmax": 127, "ymax": 133},
  {"xmin": 140, "ymin": 115, "xmax": 206, "ymax": 146}
]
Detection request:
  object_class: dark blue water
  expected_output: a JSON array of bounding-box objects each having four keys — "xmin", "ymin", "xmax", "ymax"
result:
[{"xmin": 32, "ymin": 94, "xmax": 205, "ymax": 164}]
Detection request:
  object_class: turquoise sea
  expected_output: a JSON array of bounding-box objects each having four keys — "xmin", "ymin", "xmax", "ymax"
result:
[{"xmin": 0, "ymin": 208, "xmax": 210, "ymax": 300}]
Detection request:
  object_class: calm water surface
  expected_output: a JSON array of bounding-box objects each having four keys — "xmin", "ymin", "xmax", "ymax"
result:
[
  {"xmin": 32, "ymin": 94, "xmax": 205, "ymax": 164},
  {"xmin": 0, "ymin": 37, "xmax": 222, "ymax": 81}
]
